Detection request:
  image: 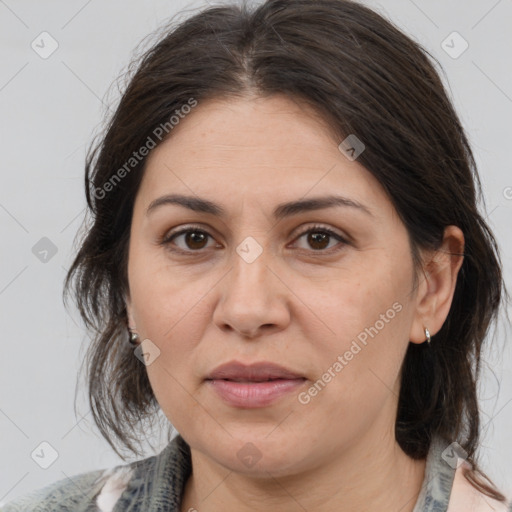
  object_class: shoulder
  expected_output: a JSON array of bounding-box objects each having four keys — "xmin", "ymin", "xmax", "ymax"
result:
[
  {"xmin": 448, "ymin": 461, "xmax": 512, "ymax": 512},
  {"xmin": 0, "ymin": 435, "xmax": 192, "ymax": 512},
  {"xmin": 0, "ymin": 466, "xmax": 131, "ymax": 512}
]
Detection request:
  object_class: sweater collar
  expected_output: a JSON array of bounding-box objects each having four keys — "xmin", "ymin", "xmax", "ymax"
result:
[{"xmin": 112, "ymin": 434, "xmax": 192, "ymax": 512}]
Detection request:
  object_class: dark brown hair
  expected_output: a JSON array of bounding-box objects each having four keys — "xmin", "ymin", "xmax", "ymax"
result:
[{"xmin": 64, "ymin": 0, "xmax": 510, "ymax": 502}]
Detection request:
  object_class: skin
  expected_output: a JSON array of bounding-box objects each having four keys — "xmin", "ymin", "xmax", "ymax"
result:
[{"xmin": 126, "ymin": 94, "xmax": 464, "ymax": 512}]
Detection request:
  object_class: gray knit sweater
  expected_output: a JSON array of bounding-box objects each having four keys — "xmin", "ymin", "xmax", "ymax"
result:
[{"xmin": 2, "ymin": 434, "xmax": 511, "ymax": 511}]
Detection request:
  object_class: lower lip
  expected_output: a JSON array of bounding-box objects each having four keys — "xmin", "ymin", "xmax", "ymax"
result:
[{"xmin": 206, "ymin": 378, "xmax": 306, "ymax": 408}]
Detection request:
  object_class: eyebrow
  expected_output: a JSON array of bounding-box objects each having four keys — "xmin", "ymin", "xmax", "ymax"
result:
[{"xmin": 146, "ymin": 193, "xmax": 373, "ymax": 220}]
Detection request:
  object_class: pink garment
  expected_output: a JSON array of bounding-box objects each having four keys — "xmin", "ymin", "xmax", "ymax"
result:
[
  {"xmin": 447, "ymin": 461, "xmax": 510, "ymax": 511},
  {"xmin": 96, "ymin": 466, "xmax": 134, "ymax": 512}
]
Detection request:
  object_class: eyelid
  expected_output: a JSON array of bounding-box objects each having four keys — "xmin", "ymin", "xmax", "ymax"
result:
[{"xmin": 160, "ymin": 223, "xmax": 219, "ymax": 246}]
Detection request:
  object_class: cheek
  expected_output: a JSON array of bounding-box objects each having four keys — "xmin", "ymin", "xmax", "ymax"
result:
[
  {"xmin": 141, "ymin": 302, "xmax": 215, "ymax": 437},
  {"xmin": 298, "ymin": 252, "xmax": 411, "ymax": 350},
  {"xmin": 127, "ymin": 239, "xmax": 198, "ymax": 337},
  {"xmin": 133, "ymin": 288, "xmax": 209, "ymax": 433},
  {"xmin": 127, "ymin": 248, "xmax": 213, "ymax": 398},
  {"xmin": 299, "ymin": 256, "xmax": 413, "ymax": 406},
  {"xmin": 299, "ymin": 305, "xmax": 411, "ymax": 445}
]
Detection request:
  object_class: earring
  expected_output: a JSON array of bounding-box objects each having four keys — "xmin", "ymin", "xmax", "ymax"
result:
[
  {"xmin": 128, "ymin": 328, "xmax": 140, "ymax": 346},
  {"xmin": 424, "ymin": 327, "xmax": 431, "ymax": 344}
]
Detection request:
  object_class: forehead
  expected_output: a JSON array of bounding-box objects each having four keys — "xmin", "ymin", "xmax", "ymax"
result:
[
  {"xmin": 138, "ymin": 95, "xmax": 390, "ymax": 217},
  {"xmin": 150, "ymin": 95, "xmax": 340, "ymax": 163}
]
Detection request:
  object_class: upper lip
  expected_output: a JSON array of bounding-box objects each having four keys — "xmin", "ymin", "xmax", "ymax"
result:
[{"xmin": 206, "ymin": 361, "xmax": 305, "ymax": 381}]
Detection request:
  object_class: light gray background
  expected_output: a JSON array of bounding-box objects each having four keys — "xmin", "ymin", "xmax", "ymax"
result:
[{"xmin": 1, "ymin": 0, "xmax": 511, "ymax": 504}]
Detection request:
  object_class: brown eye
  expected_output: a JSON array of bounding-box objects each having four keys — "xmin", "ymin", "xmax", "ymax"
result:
[
  {"xmin": 182, "ymin": 230, "xmax": 209, "ymax": 250},
  {"xmin": 306, "ymin": 231, "xmax": 330, "ymax": 250},
  {"xmin": 161, "ymin": 227, "xmax": 216, "ymax": 252},
  {"xmin": 293, "ymin": 225, "xmax": 347, "ymax": 252}
]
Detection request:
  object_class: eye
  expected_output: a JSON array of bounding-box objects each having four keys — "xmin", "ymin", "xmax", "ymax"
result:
[
  {"xmin": 291, "ymin": 224, "xmax": 348, "ymax": 253},
  {"xmin": 159, "ymin": 223, "xmax": 348, "ymax": 254},
  {"xmin": 160, "ymin": 225, "xmax": 217, "ymax": 253}
]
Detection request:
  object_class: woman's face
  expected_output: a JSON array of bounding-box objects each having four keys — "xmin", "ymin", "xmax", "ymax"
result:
[{"xmin": 126, "ymin": 94, "xmax": 429, "ymax": 475}]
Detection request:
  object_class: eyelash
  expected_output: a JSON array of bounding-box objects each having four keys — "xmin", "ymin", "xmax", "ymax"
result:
[{"xmin": 159, "ymin": 223, "xmax": 348, "ymax": 256}]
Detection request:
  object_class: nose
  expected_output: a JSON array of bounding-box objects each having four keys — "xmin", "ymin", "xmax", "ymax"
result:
[{"xmin": 212, "ymin": 243, "xmax": 291, "ymax": 339}]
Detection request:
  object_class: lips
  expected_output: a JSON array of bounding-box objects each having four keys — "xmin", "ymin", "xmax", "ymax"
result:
[
  {"xmin": 206, "ymin": 360, "xmax": 304, "ymax": 382},
  {"xmin": 205, "ymin": 360, "xmax": 306, "ymax": 408},
  {"xmin": 207, "ymin": 379, "xmax": 305, "ymax": 407}
]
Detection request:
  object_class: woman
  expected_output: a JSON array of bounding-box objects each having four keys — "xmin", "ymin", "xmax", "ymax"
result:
[{"xmin": 3, "ymin": 0, "xmax": 510, "ymax": 510}]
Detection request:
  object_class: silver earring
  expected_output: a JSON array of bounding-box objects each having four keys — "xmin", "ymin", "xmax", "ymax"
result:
[
  {"xmin": 424, "ymin": 327, "xmax": 431, "ymax": 344},
  {"xmin": 128, "ymin": 328, "xmax": 140, "ymax": 346}
]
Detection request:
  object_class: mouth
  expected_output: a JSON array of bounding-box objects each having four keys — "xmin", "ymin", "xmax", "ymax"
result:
[
  {"xmin": 205, "ymin": 376, "xmax": 307, "ymax": 408},
  {"xmin": 206, "ymin": 360, "xmax": 304, "ymax": 381},
  {"xmin": 205, "ymin": 360, "xmax": 306, "ymax": 407},
  {"xmin": 207, "ymin": 377, "xmax": 305, "ymax": 383}
]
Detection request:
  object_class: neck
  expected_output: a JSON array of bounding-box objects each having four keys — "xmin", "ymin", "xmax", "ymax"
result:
[{"xmin": 180, "ymin": 428, "xmax": 426, "ymax": 512}]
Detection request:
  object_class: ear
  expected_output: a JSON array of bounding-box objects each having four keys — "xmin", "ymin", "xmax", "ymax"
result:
[
  {"xmin": 125, "ymin": 295, "xmax": 137, "ymax": 331},
  {"xmin": 409, "ymin": 225, "xmax": 465, "ymax": 344}
]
